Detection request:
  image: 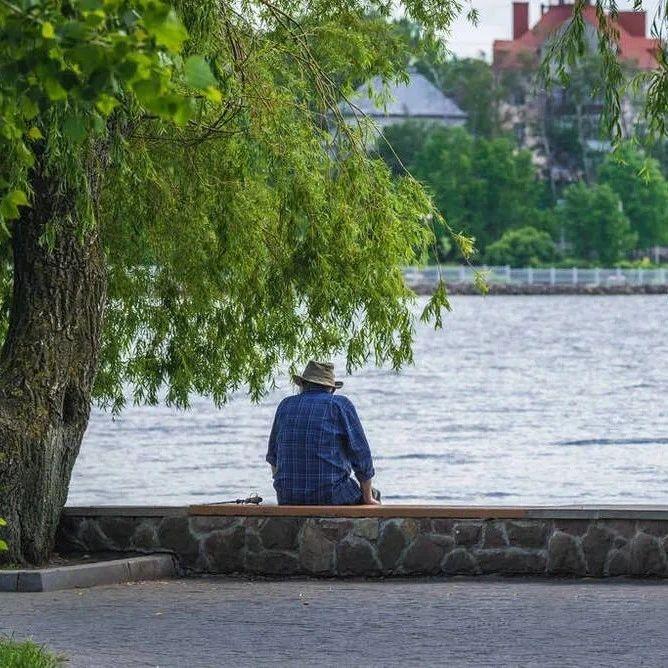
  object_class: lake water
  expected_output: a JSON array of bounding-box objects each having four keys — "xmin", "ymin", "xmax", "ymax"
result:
[{"xmin": 69, "ymin": 296, "xmax": 668, "ymax": 507}]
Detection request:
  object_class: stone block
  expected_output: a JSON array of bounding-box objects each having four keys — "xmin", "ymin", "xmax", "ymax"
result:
[
  {"xmin": 189, "ymin": 516, "xmax": 239, "ymax": 535},
  {"xmin": 299, "ymin": 523, "xmax": 335, "ymax": 574},
  {"xmin": 317, "ymin": 519, "xmax": 353, "ymax": 542},
  {"xmin": 606, "ymin": 520, "xmax": 637, "ymax": 539},
  {"xmin": 259, "ymin": 518, "xmax": 301, "ymax": 550},
  {"xmin": 547, "ymin": 532, "xmax": 585, "ymax": 576},
  {"xmin": 377, "ymin": 521, "xmax": 407, "ymax": 571},
  {"xmin": 582, "ymin": 525, "xmax": 615, "ymax": 577},
  {"xmin": 79, "ymin": 519, "xmax": 113, "ymax": 552},
  {"xmin": 432, "ymin": 519, "xmax": 455, "ymax": 535},
  {"xmin": 130, "ymin": 521, "xmax": 160, "ymax": 550},
  {"xmin": 353, "ymin": 519, "xmax": 379, "ymax": 541},
  {"xmin": 505, "ymin": 521, "xmax": 550, "ymax": 549},
  {"xmin": 442, "ymin": 548, "xmax": 478, "ymax": 576},
  {"xmin": 245, "ymin": 531, "xmax": 262, "ymax": 553},
  {"xmin": 482, "ymin": 522, "xmax": 508, "ymax": 549},
  {"xmin": 397, "ymin": 519, "xmax": 420, "ymax": 542},
  {"xmin": 630, "ymin": 533, "xmax": 667, "ymax": 577},
  {"xmin": 453, "ymin": 522, "xmax": 482, "ymax": 547},
  {"xmin": 158, "ymin": 517, "xmax": 200, "ymax": 566},
  {"xmin": 203, "ymin": 526, "xmax": 245, "ymax": 573},
  {"xmin": 637, "ymin": 521, "xmax": 668, "ymax": 538},
  {"xmin": 54, "ymin": 516, "xmax": 85, "ymax": 554},
  {"xmin": 606, "ymin": 547, "xmax": 630, "ymax": 576},
  {"xmin": 336, "ymin": 536, "xmax": 381, "ymax": 575},
  {"xmin": 402, "ymin": 536, "xmax": 446, "ymax": 575},
  {"xmin": 475, "ymin": 548, "xmax": 546, "ymax": 575},
  {"xmin": 97, "ymin": 517, "xmax": 139, "ymax": 550},
  {"xmin": 246, "ymin": 550, "xmax": 300, "ymax": 576},
  {"xmin": 553, "ymin": 520, "xmax": 589, "ymax": 537}
]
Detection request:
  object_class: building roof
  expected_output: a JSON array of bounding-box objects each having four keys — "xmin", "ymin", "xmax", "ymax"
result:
[
  {"xmin": 493, "ymin": 3, "xmax": 660, "ymax": 71},
  {"xmin": 343, "ymin": 72, "xmax": 467, "ymax": 120}
]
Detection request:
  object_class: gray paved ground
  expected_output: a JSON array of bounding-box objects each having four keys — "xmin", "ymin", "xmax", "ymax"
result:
[{"xmin": 2, "ymin": 577, "xmax": 667, "ymax": 667}]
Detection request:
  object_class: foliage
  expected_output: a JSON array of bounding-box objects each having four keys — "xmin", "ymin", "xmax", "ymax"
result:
[
  {"xmin": 419, "ymin": 56, "xmax": 501, "ymax": 138},
  {"xmin": 407, "ymin": 126, "xmax": 545, "ymax": 252},
  {"xmin": 542, "ymin": 1, "xmax": 667, "ymax": 146},
  {"xmin": 484, "ymin": 226, "xmax": 557, "ymax": 267},
  {"xmin": 598, "ymin": 143, "xmax": 668, "ymax": 249},
  {"xmin": 0, "ymin": 0, "xmax": 481, "ymax": 411},
  {"xmin": 0, "ymin": 516, "xmax": 6, "ymax": 552},
  {"xmin": 557, "ymin": 182, "xmax": 635, "ymax": 264},
  {"xmin": 0, "ymin": 638, "xmax": 62, "ymax": 668}
]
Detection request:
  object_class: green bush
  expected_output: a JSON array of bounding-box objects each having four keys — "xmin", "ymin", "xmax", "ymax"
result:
[
  {"xmin": 0, "ymin": 638, "xmax": 62, "ymax": 668},
  {"xmin": 558, "ymin": 182, "xmax": 636, "ymax": 264},
  {"xmin": 483, "ymin": 226, "xmax": 557, "ymax": 267}
]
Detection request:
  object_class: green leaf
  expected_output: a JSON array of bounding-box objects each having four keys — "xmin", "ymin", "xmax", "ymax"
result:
[
  {"xmin": 95, "ymin": 93, "xmax": 120, "ymax": 116},
  {"xmin": 146, "ymin": 9, "xmax": 188, "ymax": 53},
  {"xmin": 7, "ymin": 190, "xmax": 29, "ymax": 206},
  {"xmin": 27, "ymin": 126, "xmax": 43, "ymax": 140},
  {"xmin": 0, "ymin": 539, "xmax": 7, "ymax": 552},
  {"xmin": 184, "ymin": 56, "xmax": 216, "ymax": 90},
  {"xmin": 0, "ymin": 517, "xmax": 6, "ymax": 526},
  {"xmin": 203, "ymin": 86, "xmax": 222, "ymax": 104},
  {"xmin": 62, "ymin": 115, "xmax": 87, "ymax": 143},
  {"xmin": 44, "ymin": 77, "xmax": 67, "ymax": 101},
  {"xmin": 41, "ymin": 21, "xmax": 55, "ymax": 39}
]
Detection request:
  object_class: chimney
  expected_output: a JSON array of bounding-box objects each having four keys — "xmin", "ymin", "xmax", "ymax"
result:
[
  {"xmin": 513, "ymin": 2, "xmax": 529, "ymax": 39},
  {"xmin": 617, "ymin": 11, "xmax": 646, "ymax": 37}
]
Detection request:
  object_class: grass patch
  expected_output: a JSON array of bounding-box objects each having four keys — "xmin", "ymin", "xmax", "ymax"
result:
[{"xmin": 0, "ymin": 637, "xmax": 63, "ymax": 667}]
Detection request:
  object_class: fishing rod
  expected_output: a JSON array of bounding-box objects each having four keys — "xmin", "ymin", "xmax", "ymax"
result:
[{"xmin": 211, "ymin": 493, "xmax": 263, "ymax": 505}]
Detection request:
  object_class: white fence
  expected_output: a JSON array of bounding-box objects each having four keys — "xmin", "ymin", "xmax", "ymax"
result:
[{"xmin": 404, "ymin": 265, "xmax": 668, "ymax": 288}]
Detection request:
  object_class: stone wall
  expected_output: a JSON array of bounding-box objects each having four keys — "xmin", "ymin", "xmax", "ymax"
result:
[{"xmin": 56, "ymin": 509, "xmax": 668, "ymax": 578}]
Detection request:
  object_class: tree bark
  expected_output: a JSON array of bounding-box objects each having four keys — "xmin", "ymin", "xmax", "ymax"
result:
[{"xmin": 0, "ymin": 156, "xmax": 106, "ymax": 565}]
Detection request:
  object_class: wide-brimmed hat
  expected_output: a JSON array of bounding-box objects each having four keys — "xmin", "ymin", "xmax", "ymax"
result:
[{"xmin": 292, "ymin": 360, "xmax": 343, "ymax": 389}]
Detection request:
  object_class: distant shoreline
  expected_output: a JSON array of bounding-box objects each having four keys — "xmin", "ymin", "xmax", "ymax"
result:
[{"xmin": 411, "ymin": 283, "xmax": 668, "ymax": 296}]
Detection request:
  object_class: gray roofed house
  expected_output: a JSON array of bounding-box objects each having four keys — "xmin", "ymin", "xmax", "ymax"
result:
[{"xmin": 342, "ymin": 71, "xmax": 467, "ymax": 129}]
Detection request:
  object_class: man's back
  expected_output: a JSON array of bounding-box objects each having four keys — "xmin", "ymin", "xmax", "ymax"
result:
[{"xmin": 266, "ymin": 387, "xmax": 374, "ymax": 505}]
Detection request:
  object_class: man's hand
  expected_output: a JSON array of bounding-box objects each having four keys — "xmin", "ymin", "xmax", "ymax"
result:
[{"xmin": 360, "ymin": 479, "xmax": 381, "ymax": 505}]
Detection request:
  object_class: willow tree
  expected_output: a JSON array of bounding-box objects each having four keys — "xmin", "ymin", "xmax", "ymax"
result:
[{"xmin": 0, "ymin": 0, "xmax": 476, "ymax": 564}]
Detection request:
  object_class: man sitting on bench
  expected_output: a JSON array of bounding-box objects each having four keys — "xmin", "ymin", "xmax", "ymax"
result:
[{"xmin": 266, "ymin": 361, "xmax": 380, "ymax": 505}]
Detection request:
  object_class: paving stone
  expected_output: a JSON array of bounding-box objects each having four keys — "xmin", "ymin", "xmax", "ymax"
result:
[
  {"xmin": 482, "ymin": 522, "xmax": 508, "ymax": 548},
  {"xmin": 299, "ymin": 524, "xmax": 335, "ymax": 574},
  {"xmin": 353, "ymin": 519, "xmax": 379, "ymax": 541},
  {"xmin": 475, "ymin": 549, "xmax": 546, "ymax": 575},
  {"xmin": 442, "ymin": 548, "xmax": 478, "ymax": 575},
  {"xmin": 259, "ymin": 518, "xmax": 301, "ymax": 550},
  {"xmin": 377, "ymin": 521, "xmax": 407, "ymax": 571},
  {"xmin": 582, "ymin": 525, "xmax": 615, "ymax": 577},
  {"xmin": 203, "ymin": 527, "xmax": 246, "ymax": 573},
  {"xmin": 402, "ymin": 536, "xmax": 446, "ymax": 574},
  {"xmin": 547, "ymin": 532, "xmax": 586, "ymax": 576},
  {"xmin": 505, "ymin": 521, "xmax": 551, "ymax": 549},
  {"xmin": 336, "ymin": 536, "xmax": 380, "ymax": 575},
  {"xmin": 453, "ymin": 522, "xmax": 482, "ymax": 547},
  {"xmin": 630, "ymin": 533, "xmax": 667, "ymax": 577}
]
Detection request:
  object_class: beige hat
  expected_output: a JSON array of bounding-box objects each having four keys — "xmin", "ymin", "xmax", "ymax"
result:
[{"xmin": 292, "ymin": 360, "xmax": 343, "ymax": 389}]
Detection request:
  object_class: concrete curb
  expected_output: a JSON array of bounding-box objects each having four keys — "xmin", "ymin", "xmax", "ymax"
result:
[{"xmin": 0, "ymin": 554, "xmax": 176, "ymax": 592}]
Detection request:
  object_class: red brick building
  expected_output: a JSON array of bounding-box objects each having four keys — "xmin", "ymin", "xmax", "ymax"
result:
[{"xmin": 493, "ymin": 1, "xmax": 659, "ymax": 71}]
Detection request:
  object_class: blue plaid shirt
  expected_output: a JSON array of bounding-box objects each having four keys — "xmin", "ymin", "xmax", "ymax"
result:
[{"xmin": 266, "ymin": 388, "xmax": 375, "ymax": 505}]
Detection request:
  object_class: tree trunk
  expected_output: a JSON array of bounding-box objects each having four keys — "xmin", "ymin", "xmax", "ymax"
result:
[{"xmin": 0, "ymin": 157, "xmax": 106, "ymax": 565}]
